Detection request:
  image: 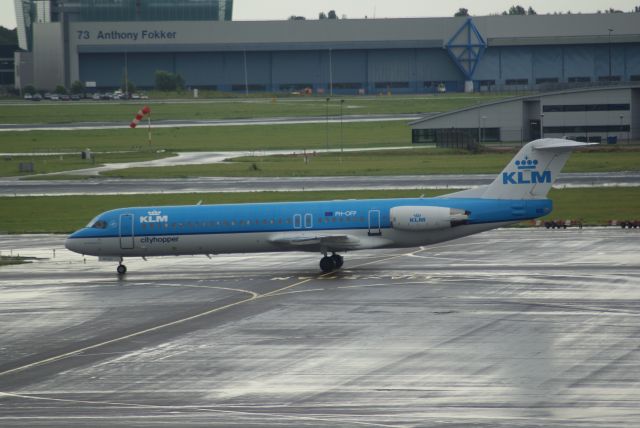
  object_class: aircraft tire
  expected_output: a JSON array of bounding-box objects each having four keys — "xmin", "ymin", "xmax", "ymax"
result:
[
  {"xmin": 332, "ymin": 254, "xmax": 344, "ymax": 269},
  {"xmin": 117, "ymin": 264, "xmax": 127, "ymax": 275},
  {"xmin": 320, "ymin": 256, "xmax": 335, "ymax": 273}
]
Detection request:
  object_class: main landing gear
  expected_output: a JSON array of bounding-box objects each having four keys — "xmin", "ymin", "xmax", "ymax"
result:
[
  {"xmin": 320, "ymin": 253, "xmax": 344, "ymax": 273},
  {"xmin": 117, "ymin": 258, "xmax": 127, "ymax": 275}
]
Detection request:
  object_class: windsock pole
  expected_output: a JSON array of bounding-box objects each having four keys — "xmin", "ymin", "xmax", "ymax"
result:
[{"xmin": 147, "ymin": 110, "xmax": 152, "ymax": 145}]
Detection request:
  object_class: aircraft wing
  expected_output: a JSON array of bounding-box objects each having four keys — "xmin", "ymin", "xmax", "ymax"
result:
[{"xmin": 269, "ymin": 233, "xmax": 361, "ymax": 251}]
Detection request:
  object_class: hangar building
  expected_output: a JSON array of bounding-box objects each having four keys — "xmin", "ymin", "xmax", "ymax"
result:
[
  {"xmin": 12, "ymin": 1, "xmax": 640, "ymax": 93},
  {"xmin": 410, "ymin": 86, "xmax": 640, "ymax": 144}
]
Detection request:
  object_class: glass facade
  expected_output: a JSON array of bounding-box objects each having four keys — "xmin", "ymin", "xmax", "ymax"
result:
[{"xmin": 79, "ymin": 0, "xmax": 233, "ymax": 22}]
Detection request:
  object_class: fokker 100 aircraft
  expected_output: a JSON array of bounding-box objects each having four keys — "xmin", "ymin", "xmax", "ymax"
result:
[{"xmin": 66, "ymin": 139, "xmax": 587, "ymax": 274}]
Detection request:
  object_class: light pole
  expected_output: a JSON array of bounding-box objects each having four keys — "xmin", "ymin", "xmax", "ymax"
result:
[
  {"xmin": 608, "ymin": 28, "xmax": 613, "ymax": 82},
  {"xmin": 325, "ymin": 97, "xmax": 330, "ymax": 151},
  {"xmin": 340, "ymin": 99, "xmax": 345, "ymax": 153},
  {"xmin": 481, "ymin": 115, "xmax": 487, "ymax": 143},
  {"xmin": 540, "ymin": 113, "xmax": 544, "ymax": 139},
  {"xmin": 329, "ymin": 48, "xmax": 333, "ymax": 97}
]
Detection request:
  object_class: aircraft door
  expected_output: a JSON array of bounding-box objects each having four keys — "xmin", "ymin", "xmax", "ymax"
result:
[
  {"xmin": 119, "ymin": 214, "xmax": 135, "ymax": 249},
  {"xmin": 304, "ymin": 213, "xmax": 313, "ymax": 229},
  {"xmin": 368, "ymin": 210, "xmax": 381, "ymax": 236},
  {"xmin": 293, "ymin": 214, "xmax": 302, "ymax": 229}
]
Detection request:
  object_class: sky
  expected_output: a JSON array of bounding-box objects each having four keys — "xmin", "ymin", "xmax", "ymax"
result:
[{"xmin": 1, "ymin": 0, "xmax": 639, "ymax": 29}]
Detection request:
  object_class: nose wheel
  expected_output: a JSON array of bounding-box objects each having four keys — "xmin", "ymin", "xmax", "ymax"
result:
[{"xmin": 320, "ymin": 253, "xmax": 344, "ymax": 273}]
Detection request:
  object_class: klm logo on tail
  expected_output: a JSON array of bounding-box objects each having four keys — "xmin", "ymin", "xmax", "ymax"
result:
[{"xmin": 502, "ymin": 156, "xmax": 551, "ymax": 185}]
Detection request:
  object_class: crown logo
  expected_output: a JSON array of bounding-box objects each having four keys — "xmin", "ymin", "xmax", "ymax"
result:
[
  {"xmin": 515, "ymin": 156, "xmax": 538, "ymax": 170},
  {"xmin": 148, "ymin": 210, "xmax": 161, "ymax": 216}
]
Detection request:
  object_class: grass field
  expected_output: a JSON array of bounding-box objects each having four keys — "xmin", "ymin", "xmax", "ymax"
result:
[
  {"xmin": 0, "ymin": 256, "xmax": 29, "ymax": 266},
  {"xmin": 1, "ymin": 187, "xmax": 638, "ymax": 234},
  {"xmin": 0, "ymin": 121, "xmax": 409, "ymax": 155},
  {"xmin": 102, "ymin": 147, "xmax": 640, "ymax": 178},
  {"xmin": 0, "ymin": 94, "xmax": 508, "ymax": 124}
]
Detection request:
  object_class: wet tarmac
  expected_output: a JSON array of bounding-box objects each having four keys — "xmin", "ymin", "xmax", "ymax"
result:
[{"xmin": 0, "ymin": 228, "xmax": 639, "ymax": 427}]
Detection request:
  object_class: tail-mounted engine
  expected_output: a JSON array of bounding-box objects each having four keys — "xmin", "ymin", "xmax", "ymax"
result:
[{"xmin": 390, "ymin": 206, "xmax": 469, "ymax": 231}]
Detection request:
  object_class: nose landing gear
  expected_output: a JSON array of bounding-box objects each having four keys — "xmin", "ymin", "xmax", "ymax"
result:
[{"xmin": 320, "ymin": 253, "xmax": 344, "ymax": 273}]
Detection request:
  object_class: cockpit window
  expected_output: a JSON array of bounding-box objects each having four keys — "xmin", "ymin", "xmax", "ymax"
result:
[{"xmin": 91, "ymin": 220, "xmax": 108, "ymax": 229}]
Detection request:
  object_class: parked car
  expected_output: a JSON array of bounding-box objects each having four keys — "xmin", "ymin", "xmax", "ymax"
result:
[
  {"xmin": 31, "ymin": 94, "xmax": 42, "ymax": 101},
  {"xmin": 92, "ymin": 93, "xmax": 101, "ymax": 100},
  {"xmin": 60, "ymin": 94, "xmax": 70, "ymax": 101},
  {"xmin": 23, "ymin": 93, "xmax": 33, "ymax": 100},
  {"xmin": 50, "ymin": 94, "xmax": 60, "ymax": 101},
  {"xmin": 70, "ymin": 94, "xmax": 81, "ymax": 101},
  {"xmin": 43, "ymin": 92, "xmax": 52, "ymax": 99}
]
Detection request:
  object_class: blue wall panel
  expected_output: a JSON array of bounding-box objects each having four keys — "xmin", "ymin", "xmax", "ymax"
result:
[
  {"xmin": 78, "ymin": 42, "xmax": 640, "ymax": 93},
  {"xmin": 473, "ymin": 48, "xmax": 500, "ymax": 81},
  {"xmin": 625, "ymin": 45, "xmax": 640, "ymax": 77},
  {"xmin": 415, "ymin": 48, "xmax": 463, "ymax": 81},
  {"xmin": 79, "ymin": 53, "xmax": 123, "ymax": 88},
  {"xmin": 500, "ymin": 47, "xmax": 533, "ymax": 82},
  {"xmin": 272, "ymin": 51, "xmax": 322, "ymax": 86},
  {"xmin": 175, "ymin": 52, "xmax": 224, "ymax": 87},
  {"xmin": 563, "ymin": 45, "xmax": 594, "ymax": 80},
  {"xmin": 128, "ymin": 53, "xmax": 175, "ymax": 87},
  {"xmin": 532, "ymin": 46, "xmax": 562, "ymax": 80},
  {"xmin": 368, "ymin": 49, "xmax": 413, "ymax": 83},
  {"xmin": 331, "ymin": 50, "xmax": 367, "ymax": 83},
  {"xmin": 245, "ymin": 52, "xmax": 271, "ymax": 84}
]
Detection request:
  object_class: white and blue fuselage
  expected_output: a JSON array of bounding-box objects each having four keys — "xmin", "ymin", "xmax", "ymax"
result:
[
  {"xmin": 65, "ymin": 139, "xmax": 590, "ymax": 274},
  {"xmin": 66, "ymin": 197, "xmax": 550, "ymax": 257}
]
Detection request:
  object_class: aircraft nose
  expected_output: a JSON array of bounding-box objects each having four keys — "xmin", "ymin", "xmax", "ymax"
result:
[{"xmin": 65, "ymin": 236, "xmax": 81, "ymax": 254}]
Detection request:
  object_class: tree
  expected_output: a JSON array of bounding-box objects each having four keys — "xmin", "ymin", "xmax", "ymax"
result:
[
  {"xmin": 155, "ymin": 70, "xmax": 185, "ymax": 91},
  {"xmin": 327, "ymin": 10, "xmax": 338, "ymax": 19},
  {"xmin": 54, "ymin": 85, "xmax": 67, "ymax": 95},
  {"xmin": 288, "ymin": 15, "xmax": 306, "ymax": 20},
  {"xmin": 605, "ymin": 8, "xmax": 623, "ymax": 13},
  {"xmin": 454, "ymin": 8, "xmax": 469, "ymax": 17},
  {"xmin": 506, "ymin": 5, "xmax": 527, "ymax": 15},
  {"xmin": 70, "ymin": 80, "xmax": 85, "ymax": 95},
  {"xmin": 319, "ymin": 12, "xmax": 327, "ymax": 19},
  {"xmin": 175, "ymin": 73, "xmax": 185, "ymax": 91},
  {"xmin": 121, "ymin": 78, "xmax": 136, "ymax": 95},
  {"xmin": 0, "ymin": 26, "xmax": 18, "ymax": 45},
  {"xmin": 527, "ymin": 6, "xmax": 537, "ymax": 15}
]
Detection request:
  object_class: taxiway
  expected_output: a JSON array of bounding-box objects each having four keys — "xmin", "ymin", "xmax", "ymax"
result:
[{"xmin": 0, "ymin": 228, "xmax": 639, "ymax": 427}]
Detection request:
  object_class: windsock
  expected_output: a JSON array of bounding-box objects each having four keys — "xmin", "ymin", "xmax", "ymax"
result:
[{"xmin": 129, "ymin": 105, "xmax": 151, "ymax": 128}]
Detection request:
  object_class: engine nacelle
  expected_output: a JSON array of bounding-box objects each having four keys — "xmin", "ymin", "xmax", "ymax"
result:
[{"xmin": 390, "ymin": 206, "xmax": 468, "ymax": 231}]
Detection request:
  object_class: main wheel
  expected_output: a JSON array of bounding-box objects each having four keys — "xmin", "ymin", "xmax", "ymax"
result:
[
  {"xmin": 117, "ymin": 264, "xmax": 127, "ymax": 275},
  {"xmin": 320, "ymin": 256, "xmax": 336, "ymax": 273},
  {"xmin": 331, "ymin": 254, "xmax": 344, "ymax": 269}
]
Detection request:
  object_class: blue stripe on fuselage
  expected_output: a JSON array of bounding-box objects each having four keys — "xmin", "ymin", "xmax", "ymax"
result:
[{"xmin": 68, "ymin": 197, "xmax": 552, "ymax": 239}]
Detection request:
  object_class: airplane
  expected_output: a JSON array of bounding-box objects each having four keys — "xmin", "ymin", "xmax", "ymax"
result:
[{"xmin": 66, "ymin": 138, "xmax": 588, "ymax": 275}]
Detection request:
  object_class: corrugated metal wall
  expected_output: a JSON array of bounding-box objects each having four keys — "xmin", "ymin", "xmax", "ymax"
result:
[{"xmin": 78, "ymin": 43, "xmax": 640, "ymax": 92}]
